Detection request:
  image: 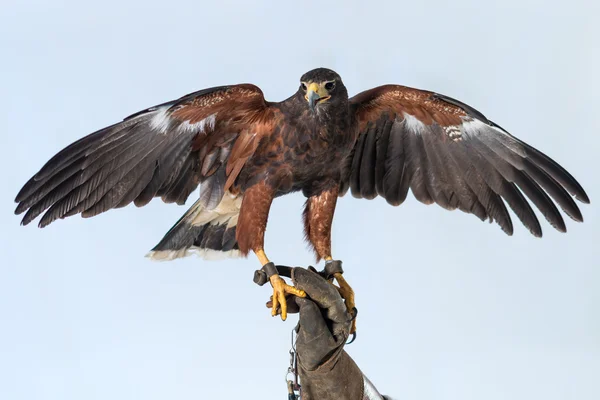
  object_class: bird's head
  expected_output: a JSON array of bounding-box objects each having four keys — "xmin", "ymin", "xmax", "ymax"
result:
[{"xmin": 299, "ymin": 68, "xmax": 348, "ymax": 113}]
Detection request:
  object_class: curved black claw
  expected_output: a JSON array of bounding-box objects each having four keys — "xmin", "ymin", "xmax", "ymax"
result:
[
  {"xmin": 347, "ymin": 332, "xmax": 357, "ymax": 345},
  {"xmin": 346, "ymin": 307, "xmax": 358, "ymax": 344}
]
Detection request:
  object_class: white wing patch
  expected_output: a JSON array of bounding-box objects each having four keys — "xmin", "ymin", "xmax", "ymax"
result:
[
  {"xmin": 149, "ymin": 106, "xmax": 171, "ymax": 133},
  {"xmin": 402, "ymin": 112, "xmax": 427, "ymax": 134},
  {"xmin": 460, "ymin": 118, "xmax": 527, "ymax": 156},
  {"xmin": 461, "ymin": 118, "xmax": 486, "ymax": 139},
  {"xmin": 150, "ymin": 107, "xmax": 217, "ymax": 135},
  {"xmin": 178, "ymin": 113, "xmax": 217, "ymax": 134}
]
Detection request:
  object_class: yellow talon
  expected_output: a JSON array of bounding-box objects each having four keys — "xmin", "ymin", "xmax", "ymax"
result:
[
  {"xmin": 333, "ymin": 272, "xmax": 357, "ymax": 335},
  {"xmin": 270, "ymin": 274, "xmax": 306, "ymax": 320},
  {"xmin": 254, "ymin": 248, "xmax": 306, "ymax": 321}
]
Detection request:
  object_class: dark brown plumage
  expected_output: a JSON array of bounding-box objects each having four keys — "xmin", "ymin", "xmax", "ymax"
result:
[{"xmin": 15, "ymin": 67, "xmax": 590, "ymax": 322}]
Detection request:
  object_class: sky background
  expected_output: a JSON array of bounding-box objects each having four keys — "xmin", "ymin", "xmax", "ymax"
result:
[{"xmin": 1, "ymin": 1, "xmax": 599, "ymax": 399}]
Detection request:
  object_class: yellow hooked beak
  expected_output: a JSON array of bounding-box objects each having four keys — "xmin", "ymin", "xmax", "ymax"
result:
[{"xmin": 304, "ymin": 82, "xmax": 331, "ymax": 112}]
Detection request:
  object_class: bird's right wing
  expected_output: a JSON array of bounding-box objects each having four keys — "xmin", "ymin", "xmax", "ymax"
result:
[{"xmin": 15, "ymin": 84, "xmax": 276, "ymax": 227}]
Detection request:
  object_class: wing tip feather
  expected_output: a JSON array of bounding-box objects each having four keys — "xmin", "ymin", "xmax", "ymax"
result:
[
  {"xmin": 576, "ymin": 193, "xmax": 591, "ymax": 205},
  {"xmin": 531, "ymin": 227, "xmax": 543, "ymax": 238}
]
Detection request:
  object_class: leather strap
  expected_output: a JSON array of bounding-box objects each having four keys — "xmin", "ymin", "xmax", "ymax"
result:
[
  {"xmin": 261, "ymin": 262, "xmax": 278, "ymax": 278},
  {"xmin": 323, "ymin": 260, "xmax": 343, "ymax": 280},
  {"xmin": 253, "ymin": 263, "xmax": 344, "ymax": 286},
  {"xmin": 253, "ymin": 264, "xmax": 294, "ymax": 286}
]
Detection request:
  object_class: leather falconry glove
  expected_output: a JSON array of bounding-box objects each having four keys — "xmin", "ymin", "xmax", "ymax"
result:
[{"xmin": 290, "ymin": 267, "xmax": 387, "ymax": 400}]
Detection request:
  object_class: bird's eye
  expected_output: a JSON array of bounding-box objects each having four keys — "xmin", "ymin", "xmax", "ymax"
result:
[
  {"xmin": 301, "ymin": 83, "xmax": 307, "ymax": 91},
  {"xmin": 325, "ymin": 81, "xmax": 335, "ymax": 91}
]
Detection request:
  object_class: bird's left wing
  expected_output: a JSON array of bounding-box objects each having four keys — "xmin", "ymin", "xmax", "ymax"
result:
[{"xmin": 343, "ymin": 85, "xmax": 589, "ymax": 236}]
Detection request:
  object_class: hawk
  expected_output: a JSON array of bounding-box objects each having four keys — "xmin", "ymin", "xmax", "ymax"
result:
[{"xmin": 15, "ymin": 68, "xmax": 589, "ymax": 330}]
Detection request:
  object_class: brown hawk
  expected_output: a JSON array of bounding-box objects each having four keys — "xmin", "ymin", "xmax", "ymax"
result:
[{"xmin": 15, "ymin": 68, "xmax": 590, "ymax": 331}]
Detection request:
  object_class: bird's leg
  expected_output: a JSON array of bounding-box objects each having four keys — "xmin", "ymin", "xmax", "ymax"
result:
[
  {"xmin": 304, "ymin": 186, "xmax": 357, "ymax": 334},
  {"xmin": 255, "ymin": 249, "xmax": 305, "ymax": 321},
  {"xmin": 237, "ymin": 182, "xmax": 305, "ymax": 321}
]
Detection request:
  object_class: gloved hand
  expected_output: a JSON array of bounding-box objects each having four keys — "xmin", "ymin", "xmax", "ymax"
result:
[
  {"xmin": 289, "ymin": 267, "xmax": 366, "ymax": 400},
  {"xmin": 261, "ymin": 265, "xmax": 388, "ymax": 399}
]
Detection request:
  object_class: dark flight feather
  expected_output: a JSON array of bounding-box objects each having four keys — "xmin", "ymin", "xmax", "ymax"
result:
[
  {"xmin": 374, "ymin": 118, "xmax": 393, "ymax": 197},
  {"xmin": 349, "ymin": 132, "xmax": 367, "ymax": 197},
  {"xmin": 358, "ymin": 125, "xmax": 378, "ymax": 199}
]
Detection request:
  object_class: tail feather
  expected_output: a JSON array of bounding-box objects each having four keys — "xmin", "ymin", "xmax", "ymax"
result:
[{"xmin": 146, "ymin": 193, "xmax": 242, "ymax": 261}]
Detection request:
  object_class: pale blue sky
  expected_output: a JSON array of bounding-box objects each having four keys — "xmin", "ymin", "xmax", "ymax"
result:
[{"xmin": 1, "ymin": 1, "xmax": 598, "ymax": 399}]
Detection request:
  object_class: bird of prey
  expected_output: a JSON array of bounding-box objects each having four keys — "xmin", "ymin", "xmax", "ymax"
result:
[{"xmin": 15, "ymin": 68, "xmax": 589, "ymax": 328}]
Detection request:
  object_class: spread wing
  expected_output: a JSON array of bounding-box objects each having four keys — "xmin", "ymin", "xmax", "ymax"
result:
[
  {"xmin": 343, "ymin": 85, "xmax": 589, "ymax": 236},
  {"xmin": 15, "ymin": 84, "xmax": 274, "ymax": 227}
]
